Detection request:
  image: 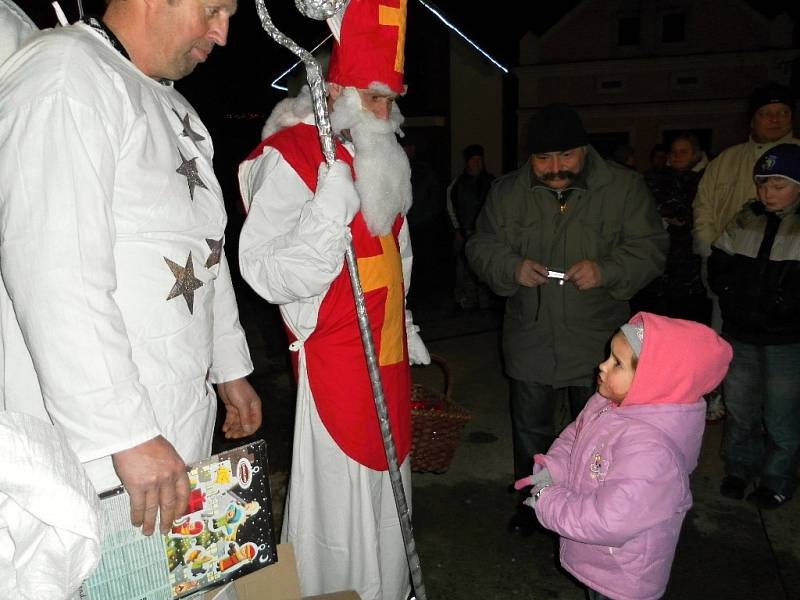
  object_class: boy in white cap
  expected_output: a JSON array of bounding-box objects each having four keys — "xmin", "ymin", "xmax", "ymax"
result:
[
  {"xmin": 238, "ymin": 1, "xmax": 428, "ymax": 598},
  {"xmin": 709, "ymin": 143, "xmax": 800, "ymax": 509}
]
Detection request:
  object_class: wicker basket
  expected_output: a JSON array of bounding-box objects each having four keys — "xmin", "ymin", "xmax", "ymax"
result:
[{"xmin": 410, "ymin": 354, "xmax": 471, "ymax": 473}]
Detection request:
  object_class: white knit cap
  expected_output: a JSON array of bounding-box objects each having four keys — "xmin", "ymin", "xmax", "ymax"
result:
[{"xmin": 620, "ymin": 323, "xmax": 644, "ymax": 358}]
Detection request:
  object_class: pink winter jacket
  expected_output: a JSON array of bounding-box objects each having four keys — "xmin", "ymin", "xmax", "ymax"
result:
[{"xmin": 534, "ymin": 313, "xmax": 732, "ymax": 600}]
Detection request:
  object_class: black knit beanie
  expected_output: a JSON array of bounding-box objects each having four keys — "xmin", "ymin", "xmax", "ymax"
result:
[
  {"xmin": 748, "ymin": 83, "xmax": 795, "ymax": 118},
  {"xmin": 527, "ymin": 104, "xmax": 588, "ymax": 154},
  {"xmin": 463, "ymin": 144, "xmax": 484, "ymax": 161}
]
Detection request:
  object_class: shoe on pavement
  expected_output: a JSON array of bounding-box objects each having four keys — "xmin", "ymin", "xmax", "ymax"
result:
[
  {"xmin": 720, "ymin": 475, "xmax": 747, "ymax": 500},
  {"xmin": 747, "ymin": 486, "xmax": 790, "ymax": 509}
]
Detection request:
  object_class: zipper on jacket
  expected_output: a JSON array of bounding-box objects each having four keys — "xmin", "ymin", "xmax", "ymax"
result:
[{"xmin": 557, "ymin": 190, "xmax": 567, "ymax": 214}]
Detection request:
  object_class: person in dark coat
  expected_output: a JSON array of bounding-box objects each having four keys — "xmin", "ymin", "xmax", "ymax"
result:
[
  {"xmin": 447, "ymin": 144, "xmax": 495, "ymax": 310},
  {"xmin": 634, "ymin": 132, "xmax": 710, "ymax": 324}
]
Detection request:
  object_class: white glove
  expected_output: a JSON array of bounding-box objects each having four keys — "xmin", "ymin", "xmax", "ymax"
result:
[
  {"xmin": 513, "ymin": 463, "xmax": 548, "ymax": 489},
  {"xmin": 520, "ymin": 468, "xmax": 553, "ymax": 509},
  {"xmin": 314, "ymin": 160, "xmax": 361, "ymax": 225},
  {"xmin": 406, "ymin": 322, "xmax": 430, "ymax": 365}
]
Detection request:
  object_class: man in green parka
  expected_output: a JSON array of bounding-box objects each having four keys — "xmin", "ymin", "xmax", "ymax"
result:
[{"xmin": 466, "ymin": 104, "xmax": 667, "ymax": 535}]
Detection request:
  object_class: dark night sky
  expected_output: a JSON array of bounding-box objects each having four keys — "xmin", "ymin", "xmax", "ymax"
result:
[
  {"xmin": 11, "ymin": 0, "xmax": 800, "ymax": 190},
  {"xmin": 16, "ymin": 0, "xmax": 799, "ymax": 110},
  {"xmin": 14, "ymin": 0, "xmax": 579, "ymax": 114}
]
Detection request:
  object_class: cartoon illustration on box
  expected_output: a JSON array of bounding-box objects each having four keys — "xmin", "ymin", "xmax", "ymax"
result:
[
  {"xmin": 164, "ymin": 444, "xmax": 276, "ymax": 598},
  {"xmin": 210, "ymin": 499, "xmax": 261, "ymax": 539},
  {"xmin": 217, "ymin": 541, "xmax": 259, "ymax": 574}
]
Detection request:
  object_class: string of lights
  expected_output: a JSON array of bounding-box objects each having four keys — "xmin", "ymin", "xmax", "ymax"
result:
[{"xmin": 270, "ymin": 0, "xmax": 508, "ymax": 91}]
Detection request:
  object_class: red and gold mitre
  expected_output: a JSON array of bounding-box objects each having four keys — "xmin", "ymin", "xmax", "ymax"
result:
[{"xmin": 327, "ymin": 0, "xmax": 407, "ymax": 94}]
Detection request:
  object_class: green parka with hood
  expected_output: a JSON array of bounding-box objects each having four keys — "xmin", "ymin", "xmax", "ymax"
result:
[{"xmin": 466, "ymin": 146, "xmax": 667, "ymax": 387}]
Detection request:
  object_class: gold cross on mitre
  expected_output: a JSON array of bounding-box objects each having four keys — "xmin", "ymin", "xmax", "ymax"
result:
[
  {"xmin": 356, "ymin": 233, "xmax": 404, "ymax": 366},
  {"xmin": 378, "ymin": 0, "xmax": 406, "ymax": 73}
]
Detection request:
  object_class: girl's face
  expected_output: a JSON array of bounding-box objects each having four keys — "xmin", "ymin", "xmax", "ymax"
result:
[
  {"xmin": 756, "ymin": 176, "xmax": 800, "ymax": 213},
  {"xmin": 597, "ymin": 333, "xmax": 636, "ymax": 405}
]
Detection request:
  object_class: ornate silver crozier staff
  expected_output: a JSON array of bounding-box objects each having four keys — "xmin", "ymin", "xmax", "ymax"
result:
[{"xmin": 254, "ymin": 2, "xmax": 427, "ymax": 599}]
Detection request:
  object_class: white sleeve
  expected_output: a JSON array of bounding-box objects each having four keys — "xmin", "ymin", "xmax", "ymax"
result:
[
  {"xmin": 400, "ymin": 220, "xmax": 430, "ymax": 365},
  {"xmin": 0, "ymin": 94, "xmax": 160, "ymax": 463},
  {"xmin": 399, "ymin": 217, "xmax": 413, "ymax": 296},
  {"xmin": 445, "ymin": 178, "xmax": 460, "ymax": 229},
  {"xmin": 238, "ymin": 147, "xmax": 351, "ymax": 306},
  {"xmin": 0, "ymin": 0, "xmax": 38, "ymax": 65},
  {"xmin": 209, "ymin": 248, "xmax": 254, "ymax": 384}
]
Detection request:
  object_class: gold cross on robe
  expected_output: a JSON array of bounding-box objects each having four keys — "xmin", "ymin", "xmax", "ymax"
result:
[{"xmin": 356, "ymin": 233, "xmax": 404, "ymax": 366}]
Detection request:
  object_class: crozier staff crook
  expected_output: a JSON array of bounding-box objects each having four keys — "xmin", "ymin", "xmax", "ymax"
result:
[{"xmin": 254, "ymin": 2, "xmax": 427, "ymax": 599}]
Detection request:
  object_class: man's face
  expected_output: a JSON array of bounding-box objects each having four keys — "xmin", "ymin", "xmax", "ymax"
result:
[
  {"xmin": 357, "ymin": 89, "xmax": 397, "ymax": 121},
  {"xmin": 146, "ymin": 0, "xmax": 236, "ymax": 80},
  {"xmin": 530, "ymin": 147, "xmax": 587, "ymax": 190},
  {"xmin": 669, "ymin": 139, "xmax": 696, "ymax": 171},
  {"xmin": 465, "ymin": 155, "xmax": 483, "ymax": 176},
  {"xmin": 751, "ymin": 103, "xmax": 793, "ymax": 143}
]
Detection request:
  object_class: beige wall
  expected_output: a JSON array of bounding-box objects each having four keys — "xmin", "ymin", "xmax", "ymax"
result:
[
  {"xmin": 516, "ymin": 0, "xmax": 798, "ymax": 168},
  {"xmin": 516, "ymin": 47, "xmax": 798, "ymax": 166},
  {"xmin": 535, "ymin": 0, "xmax": 783, "ymax": 63},
  {"xmin": 449, "ymin": 32, "xmax": 504, "ymax": 180},
  {"xmin": 518, "ymin": 101, "xmax": 755, "ymax": 169},
  {"xmin": 518, "ymin": 52, "xmax": 794, "ymax": 110}
]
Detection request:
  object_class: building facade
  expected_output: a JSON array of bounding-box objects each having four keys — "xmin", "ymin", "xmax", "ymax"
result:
[{"xmin": 517, "ymin": 0, "xmax": 798, "ymax": 167}]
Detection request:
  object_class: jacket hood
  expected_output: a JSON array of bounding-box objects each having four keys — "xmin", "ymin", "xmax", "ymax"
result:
[{"xmin": 622, "ymin": 312, "xmax": 732, "ymax": 407}]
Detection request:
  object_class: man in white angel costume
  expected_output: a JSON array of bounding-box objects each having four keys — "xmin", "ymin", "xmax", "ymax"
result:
[{"xmin": 0, "ymin": 0, "xmax": 262, "ymax": 553}]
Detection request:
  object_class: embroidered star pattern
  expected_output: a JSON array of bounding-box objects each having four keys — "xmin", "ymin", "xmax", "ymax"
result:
[
  {"xmin": 172, "ymin": 109, "xmax": 206, "ymax": 143},
  {"xmin": 176, "ymin": 148, "xmax": 207, "ymax": 201},
  {"xmin": 164, "ymin": 252, "xmax": 204, "ymax": 314},
  {"xmin": 205, "ymin": 237, "xmax": 223, "ymax": 268}
]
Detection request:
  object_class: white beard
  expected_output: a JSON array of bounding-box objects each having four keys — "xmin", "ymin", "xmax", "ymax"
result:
[{"xmin": 330, "ymin": 87, "xmax": 412, "ymax": 237}]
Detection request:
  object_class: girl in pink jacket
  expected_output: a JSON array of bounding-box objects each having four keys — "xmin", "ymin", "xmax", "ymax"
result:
[{"xmin": 516, "ymin": 312, "xmax": 732, "ymax": 600}]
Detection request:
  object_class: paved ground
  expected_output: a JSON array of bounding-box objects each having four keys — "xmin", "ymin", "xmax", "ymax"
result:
[
  {"xmin": 216, "ymin": 274, "xmax": 800, "ymax": 600},
  {"xmin": 411, "ymin": 327, "xmax": 800, "ymax": 600}
]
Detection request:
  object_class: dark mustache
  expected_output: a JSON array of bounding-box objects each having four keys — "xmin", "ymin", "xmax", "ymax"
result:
[{"xmin": 540, "ymin": 170, "xmax": 578, "ymax": 181}]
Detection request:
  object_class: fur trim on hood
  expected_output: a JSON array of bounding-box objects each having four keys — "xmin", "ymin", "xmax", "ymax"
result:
[{"xmin": 261, "ymin": 86, "xmax": 314, "ymax": 140}]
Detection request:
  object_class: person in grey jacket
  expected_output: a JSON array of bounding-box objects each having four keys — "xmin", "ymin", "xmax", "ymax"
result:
[{"xmin": 466, "ymin": 104, "xmax": 667, "ymax": 535}]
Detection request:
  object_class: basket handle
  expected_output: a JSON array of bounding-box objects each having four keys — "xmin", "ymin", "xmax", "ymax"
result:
[{"xmin": 425, "ymin": 354, "xmax": 452, "ymax": 401}]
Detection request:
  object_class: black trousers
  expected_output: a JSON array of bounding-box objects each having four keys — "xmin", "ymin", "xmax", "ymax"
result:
[{"xmin": 509, "ymin": 379, "xmax": 595, "ymax": 482}]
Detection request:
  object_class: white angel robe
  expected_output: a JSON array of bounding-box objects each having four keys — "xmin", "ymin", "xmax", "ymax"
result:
[
  {"xmin": 0, "ymin": 22, "xmax": 253, "ymax": 493},
  {"xmin": 0, "ymin": 0, "xmax": 37, "ymax": 65}
]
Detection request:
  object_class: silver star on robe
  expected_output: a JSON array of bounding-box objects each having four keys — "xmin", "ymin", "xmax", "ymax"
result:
[
  {"xmin": 172, "ymin": 109, "xmax": 206, "ymax": 143},
  {"xmin": 176, "ymin": 148, "xmax": 207, "ymax": 201},
  {"xmin": 164, "ymin": 252, "xmax": 204, "ymax": 314},
  {"xmin": 205, "ymin": 237, "xmax": 223, "ymax": 268}
]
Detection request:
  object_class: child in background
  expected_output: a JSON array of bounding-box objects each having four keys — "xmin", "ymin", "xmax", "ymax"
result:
[
  {"xmin": 516, "ymin": 312, "xmax": 732, "ymax": 600},
  {"xmin": 709, "ymin": 143, "xmax": 800, "ymax": 509}
]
